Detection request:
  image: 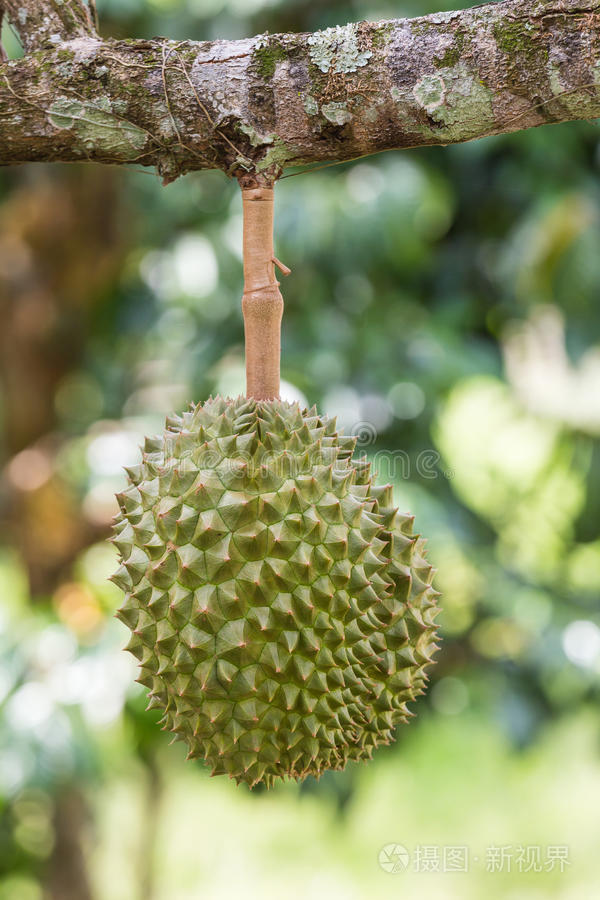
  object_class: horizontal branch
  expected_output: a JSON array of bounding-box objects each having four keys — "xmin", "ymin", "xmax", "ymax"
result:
[
  {"xmin": 0, "ymin": 0, "xmax": 599, "ymax": 181},
  {"xmin": 3, "ymin": 0, "xmax": 97, "ymax": 52}
]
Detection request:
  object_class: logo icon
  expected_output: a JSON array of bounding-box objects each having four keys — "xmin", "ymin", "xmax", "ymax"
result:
[
  {"xmin": 378, "ymin": 844, "xmax": 410, "ymax": 873},
  {"xmin": 350, "ymin": 420, "xmax": 378, "ymax": 447}
]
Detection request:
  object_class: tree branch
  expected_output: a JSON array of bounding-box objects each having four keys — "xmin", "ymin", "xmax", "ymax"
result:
[
  {"xmin": 0, "ymin": 0, "xmax": 599, "ymax": 181},
  {"xmin": 2, "ymin": 0, "xmax": 97, "ymax": 52}
]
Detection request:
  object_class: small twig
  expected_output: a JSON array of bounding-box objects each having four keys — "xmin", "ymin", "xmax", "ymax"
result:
[
  {"xmin": 193, "ymin": 51, "xmax": 251, "ymax": 67},
  {"xmin": 161, "ymin": 43, "xmax": 184, "ymax": 147},
  {"xmin": 102, "ymin": 54, "xmax": 157, "ymax": 70},
  {"xmin": 88, "ymin": 0, "xmax": 100, "ymax": 32},
  {"xmin": 0, "ymin": 12, "xmax": 7, "ymax": 64}
]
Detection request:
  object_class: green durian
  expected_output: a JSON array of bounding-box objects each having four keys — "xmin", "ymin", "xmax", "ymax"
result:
[{"xmin": 112, "ymin": 396, "xmax": 440, "ymax": 788}]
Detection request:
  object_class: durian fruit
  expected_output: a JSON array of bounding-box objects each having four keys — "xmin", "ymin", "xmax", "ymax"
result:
[{"xmin": 112, "ymin": 395, "xmax": 440, "ymax": 788}]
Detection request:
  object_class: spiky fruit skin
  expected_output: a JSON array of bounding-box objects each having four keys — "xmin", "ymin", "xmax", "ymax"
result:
[{"xmin": 112, "ymin": 397, "xmax": 440, "ymax": 788}]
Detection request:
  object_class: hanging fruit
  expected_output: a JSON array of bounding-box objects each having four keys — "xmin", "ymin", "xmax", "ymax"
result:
[{"xmin": 111, "ymin": 177, "xmax": 440, "ymax": 788}]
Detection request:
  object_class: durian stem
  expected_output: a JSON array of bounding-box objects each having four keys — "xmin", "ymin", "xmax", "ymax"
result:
[{"xmin": 241, "ymin": 185, "xmax": 287, "ymax": 401}]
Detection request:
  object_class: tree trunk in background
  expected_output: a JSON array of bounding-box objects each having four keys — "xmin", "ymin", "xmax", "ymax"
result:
[
  {"xmin": 138, "ymin": 752, "xmax": 162, "ymax": 900},
  {"xmin": 0, "ymin": 167, "xmax": 125, "ymax": 594},
  {"xmin": 46, "ymin": 789, "xmax": 94, "ymax": 900},
  {"xmin": 0, "ymin": 169, "xmax": 122, "ymax": 454},
  {"xmin": 0, "ymin": 165, "xmax": 126, "ymax": 899}
]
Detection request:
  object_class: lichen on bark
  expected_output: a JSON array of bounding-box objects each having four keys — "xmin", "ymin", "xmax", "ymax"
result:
[{"xmin": 48, "ymin": 96, "xmax": 148, "ymax": 158}]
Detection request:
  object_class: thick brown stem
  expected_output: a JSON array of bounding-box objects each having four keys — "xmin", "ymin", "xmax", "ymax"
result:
[{"xmin": 241, "ymin": 186, "xmax": 285, "ymax": 401}]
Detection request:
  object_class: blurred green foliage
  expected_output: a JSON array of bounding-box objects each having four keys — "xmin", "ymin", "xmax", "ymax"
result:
[{"xmin": 0, "ymin": 0, "xmax": 599, "ymax": 897}]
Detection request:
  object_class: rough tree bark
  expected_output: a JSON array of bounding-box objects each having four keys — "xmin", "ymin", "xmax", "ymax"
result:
[{"xmin": 0, "ymin": 0, "xmax": 599, "ymax": 183}]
